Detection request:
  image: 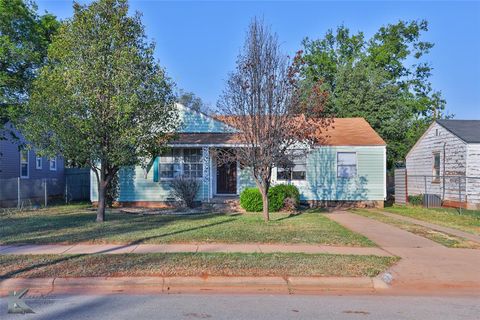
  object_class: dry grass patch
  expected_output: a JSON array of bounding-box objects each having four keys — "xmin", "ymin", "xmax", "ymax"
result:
[
  {"xmin": 0, "ymin": 253, "xmax": 398, "ymax": 279},
  {"xmin": 353, "ymin": 209, "xmax": 480, "ymax": 249},
  {"xmin": 383, "ymin": 206, "xmax": 480, "ymax": 236}
]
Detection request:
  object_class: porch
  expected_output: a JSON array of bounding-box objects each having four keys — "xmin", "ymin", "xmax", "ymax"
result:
[{"xmin": 167, "ymin": 133, "xmax": 246, "ymax": 203}]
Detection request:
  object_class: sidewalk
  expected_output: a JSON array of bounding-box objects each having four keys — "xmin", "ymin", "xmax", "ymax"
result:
[
  {"xmin": 378, "ymin": 210, "xmax": 480, "ymax": 244},
  {"xmin": 0, "ymin": 243, "xmax": 391, "ymax": 256},
  {"xmin": 327, "ymin": 211, "xmax": 480, "ymax": 293}
]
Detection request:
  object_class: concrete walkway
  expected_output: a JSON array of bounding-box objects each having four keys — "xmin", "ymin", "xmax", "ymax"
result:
[
  {"xmin": 378, "ymin": 210, "xmax": 480, "ymax": 243},
  {"xmin": 0, "ymin": 243, "xmax": 392, "ymax": 256},
  {"xmin": 327, "ymin": 212, "xmax": 480, "ymax": 293}
]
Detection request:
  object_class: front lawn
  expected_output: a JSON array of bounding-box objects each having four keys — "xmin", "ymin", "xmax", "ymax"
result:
[
  {"xmin": 0, "ymin": 204, "xmax": 374, "ymax": 246},
  {"xmin": 0, "ymin": 253, "xmax": 398, "ymax": 278},
  {"xmin": 382, "ymin": 206, "xmax": 480, "ymax": 236}
]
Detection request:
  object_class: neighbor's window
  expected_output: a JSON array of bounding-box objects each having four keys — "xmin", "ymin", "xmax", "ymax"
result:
[
  {"xmin": 277, "ymin": 150, "xmax": 307, "ymax": 181},
  {"xmin": 337, "ymin": 152, "xmax": 357, "ymax": 178},
  {"xmin": 20, "ymin": 150, "xmax": 29, "ymax": 178},
  {"xmin": 160, "ymin": 149, "xmax": 181, "ymax": 179},
  {"xmin": 49, "ymin": 157, "xmax": 57, "ymax": 171},
  {"xmin": 36, "ymin": 155, "xmax": 42, "ymax": 169},
  {"xmin": 433, "ymin": 152, "xmax": 440, "ymax": 182},
  {"xmin": 183, "ymin": 148, "xmax": 203, "ymax": 178}
]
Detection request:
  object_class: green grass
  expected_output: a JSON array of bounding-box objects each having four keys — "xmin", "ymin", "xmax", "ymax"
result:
[
  {"xmin": 0, "ymin": 253, "xmax": 398, "ymax": 278},
  {"xmin": 353, "ymin": 209, "xmax": 480, "ymax": 249},
  {"xmin": 383, "ymin": 206, "xmax": 480, "ymax": 236},
  {"xmin": 0, "ymin": 204, "xmax": 374, "ymax": 246}
]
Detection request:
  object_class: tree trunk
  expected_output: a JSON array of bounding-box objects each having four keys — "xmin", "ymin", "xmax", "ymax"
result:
[
  {"xmin": 93, "ymin": 163, "xmax": 117, "ymax": 223},
  {"xmin": 254, "ymin": 175, "xmax": 271, "ymax": 223},
  {"xmin": 97, "ymin": 180, "xmax": 107, "ymax": 222},
  {"xmin": 260, "ymin": 188, "xmax": 270, "ymax": 222}
]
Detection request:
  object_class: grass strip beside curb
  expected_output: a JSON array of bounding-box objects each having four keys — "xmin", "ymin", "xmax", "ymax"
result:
[{"xmin": 0, "ymin": 252, "xmax": 398, "ymax": 279}]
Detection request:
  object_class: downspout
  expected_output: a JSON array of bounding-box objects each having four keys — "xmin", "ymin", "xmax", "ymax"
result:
[{"xmin": 442, "ymin": 142, "xmax": 446, "ymax": 201}]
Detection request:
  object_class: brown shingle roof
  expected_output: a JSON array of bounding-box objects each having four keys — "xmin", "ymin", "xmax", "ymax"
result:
[
  {"xmin": 319, "ymin": 118, "xmax": 386, "ymax": 146},
  {"xmin": 171, "ymin": 118, "xmax": 385, "ymax": 146}
]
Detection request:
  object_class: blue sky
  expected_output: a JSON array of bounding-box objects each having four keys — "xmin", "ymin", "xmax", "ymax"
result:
[{"xmin": 36, "ymin": 1, "xmax": 480, "ymax": 119}]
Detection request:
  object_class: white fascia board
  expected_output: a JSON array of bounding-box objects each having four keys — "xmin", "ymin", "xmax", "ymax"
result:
[{"xmin": 167, "ymin": 143, "xmax": 248, "ymax": 148}]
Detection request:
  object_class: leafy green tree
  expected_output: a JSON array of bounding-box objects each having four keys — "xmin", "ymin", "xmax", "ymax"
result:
[
  {"xmin": 333, "ymin": 61, "xmax": 412, "ymax": 166},
  {"xmin": 22, "ymin": 0, "xmax": 178, "ymax": 221},
  {"xmin": 300, "ymin": 21, "xmax": 447, "ymax": 167},
  {"xmin": 0, "ymin": 0, "xmax": 59, "ymax": 133}
]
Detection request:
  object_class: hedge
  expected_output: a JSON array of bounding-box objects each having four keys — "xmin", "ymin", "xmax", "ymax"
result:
[
  {"xmin": 239, "ymin": 184, "xmax": 300, "ymax": 212},
  {"xmin": 239, "ymin": 188, "xmax": 263, "ymax": 212}
]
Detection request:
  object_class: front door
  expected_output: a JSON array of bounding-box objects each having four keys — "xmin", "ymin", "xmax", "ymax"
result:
[{"xmin": 216, "ymin": 161, "xmax": 237, "ymax": 194}]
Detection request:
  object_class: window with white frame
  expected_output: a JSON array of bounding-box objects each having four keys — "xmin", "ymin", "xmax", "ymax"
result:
[
  {"xmin": 36, "ymin": 155, "xmax": 43, "ymax": 169},
  {"xmin": 159, "ymin": 148, "xmax": 203, "ymax": 179},
  {"xmin": 20, "ymin": 150, "xmax": 29, "ymax": 178},
  {"xmin": 160, "ymin": 149, "xmax": 181, "ymax": 178},
  {"xmin": 276, "ymin": 150, "xmax": 307, "ymax": 181},
  {"xmin": 183, "ymin": 148, "xmax": 203, "ymax": 178},
  {"xmin": 337, "ymin": 152, "xmax": 357, "ymax": 178},
  {"xmin": 49, "ymin": 157, "xmax": 57, "ymax": 171}
]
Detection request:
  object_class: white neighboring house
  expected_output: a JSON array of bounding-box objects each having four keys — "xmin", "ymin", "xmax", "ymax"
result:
[{"xmin": 406, "ymin": 119, "xmax": 480, "ymax": 210}]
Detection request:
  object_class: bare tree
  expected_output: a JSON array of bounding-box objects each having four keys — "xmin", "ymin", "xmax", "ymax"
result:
[
  {"xmin": 177, "ymin": 89, "xmax": 206, "ymax": 113},
  {"xmin": 217, "ymin": 18, "xmax": 331, "ymax": 222}
]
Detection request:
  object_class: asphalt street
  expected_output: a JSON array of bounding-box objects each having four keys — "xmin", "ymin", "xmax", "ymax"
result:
[{"xmin": 1, "ymin": 293, "xmax": 479, "ymax": 320}]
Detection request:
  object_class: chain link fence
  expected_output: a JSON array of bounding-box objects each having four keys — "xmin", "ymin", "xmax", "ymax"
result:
[
  {"xmin": 0, "ymin": 177, "xmax": 63, "ymax": 209},
  {"xmin": 0, "ymin": 168, "xmax": 90, "ymax": 209},
  {"xmin": 394, "ymin": 168, "xmax": 480, "ymax": 210}
]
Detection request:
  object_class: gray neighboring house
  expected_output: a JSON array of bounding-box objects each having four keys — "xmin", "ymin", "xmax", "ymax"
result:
[
  {"xmin": 406, "ymin": 119, "xmax": 480, "ymax": 209},
  {"xmin": 0, "ymin": 123, "xmax": 64, "ymax": 207}
]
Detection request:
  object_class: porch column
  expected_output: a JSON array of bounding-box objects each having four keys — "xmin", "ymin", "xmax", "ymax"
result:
[{"xmin": 202, "ymin": 147, "xmax": 210, "ymax": 201}]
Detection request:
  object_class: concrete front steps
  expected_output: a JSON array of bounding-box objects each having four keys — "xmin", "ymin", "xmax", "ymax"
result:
[{"xmin": 206, "ymin": 196, "xmax": 241, "ymax": 213}]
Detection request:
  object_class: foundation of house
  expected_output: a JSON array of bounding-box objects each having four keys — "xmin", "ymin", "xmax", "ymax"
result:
[{"xmin": 305, "ymin": 200, "xmax": 384, "ymax": 209}]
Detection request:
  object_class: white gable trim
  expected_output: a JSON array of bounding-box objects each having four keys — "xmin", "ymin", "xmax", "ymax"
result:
[{"xmin": 405, "ymin": 122, "xmax": 436, "ymax": 160}]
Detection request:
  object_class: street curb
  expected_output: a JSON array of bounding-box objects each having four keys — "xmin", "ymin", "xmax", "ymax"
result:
[{"xmin": 0, "ymin": 276, "xmax": 386, "ymax": 296}]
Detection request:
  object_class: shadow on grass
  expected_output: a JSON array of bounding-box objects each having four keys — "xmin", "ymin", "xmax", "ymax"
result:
[
  {"xmin": 0, "ymin": 217, "xmax": 236, "ymax": 279},
  {"xmin": 0, "ymin": 254, "xmax": 86, "ymax": 279},
  {"xmin": 273, "ymin": 212, "xmax": 305, "ymax": 222},
  {"xmin": 128, "ymin": 218, "xmax": 236, "ymax": 245},
  {"xmin": 0, "ymin": 209, "xmax": 237, "ymax": 245}
]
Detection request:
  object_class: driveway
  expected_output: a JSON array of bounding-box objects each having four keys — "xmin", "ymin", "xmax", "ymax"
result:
[{"xmin": 328, "ymin": 212, "xmax": 480, "ymax": 294}]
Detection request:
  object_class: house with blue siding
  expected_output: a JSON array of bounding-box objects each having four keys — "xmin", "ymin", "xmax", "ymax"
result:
[
  {"xmin": 0, "ymin": 123, "xmax": 65, "ymax": 207},
  {"xmin": 91, "ymin": 104, "xmax": 387, "ymax": 208}
]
